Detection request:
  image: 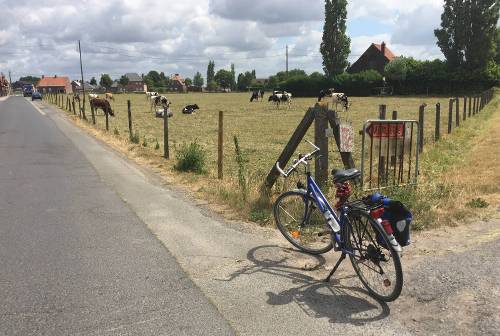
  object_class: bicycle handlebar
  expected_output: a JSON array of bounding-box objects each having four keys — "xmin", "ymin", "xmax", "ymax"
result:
[{"xmin": 276, "ymin": 141, "xmax": 320, "ymax": 177}]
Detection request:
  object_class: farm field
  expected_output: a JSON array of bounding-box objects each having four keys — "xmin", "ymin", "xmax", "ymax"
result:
[
  {"xmin": 50, "ymin": 89, "xmax": 498, "ymax": 228},
  {"xmin": 70, "ymin": 92, "xmax": 457, "ymax": 179}
]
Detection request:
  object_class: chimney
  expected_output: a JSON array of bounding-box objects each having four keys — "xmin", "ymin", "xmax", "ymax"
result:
[
  {"xmin": 42, "ymin": 75, "xmax": 44, "ymax": 78},
  {"xmin": 54, "ymin": 75, "xmax": 57, "ymax": 78},
  {"xmin": 381, "ymin": 41, "xmax": 386, "ymax": 56}
]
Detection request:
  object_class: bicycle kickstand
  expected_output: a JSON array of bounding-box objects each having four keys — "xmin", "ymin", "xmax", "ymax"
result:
[{"xmin": 324, "ymin": 253, "xmax": 346, "ymax": 282}]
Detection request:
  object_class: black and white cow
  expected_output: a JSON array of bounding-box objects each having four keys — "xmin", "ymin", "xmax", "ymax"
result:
[
  {"xmin": 182, "ymin": 104, "xmax": 199, "ymax": 114},
  {"xmin": 268, "ymin": 91, "xmax": 292, "ymax": 108},
  {"xmin": 151, "ymin": 95, "xmax": 171, "ymax": 112},
  {"xmin": 318, "ymin": 88, "xmax": 349, "ymax": 111}
]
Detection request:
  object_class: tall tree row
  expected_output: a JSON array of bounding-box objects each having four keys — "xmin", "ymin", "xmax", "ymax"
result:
[
  {"xmin": 435, "ymin": 0, "xmax": 499, "ymax": 71},
  {"xmin": 320, "ymin": 0, "xmax": 350, "ymax": 76}
]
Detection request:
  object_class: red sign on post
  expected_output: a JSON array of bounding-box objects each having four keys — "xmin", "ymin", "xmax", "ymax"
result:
[{"xmin": 366, "ymin": 122, "xmax": 405, "ymax": 139}]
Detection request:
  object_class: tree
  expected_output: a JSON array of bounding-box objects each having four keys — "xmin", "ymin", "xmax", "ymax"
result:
[
  {"xmin": 184, "ymin": 77, "xmax": 192, "ymax": 86},
  {"xmin": 99, "ymin": 74, "xmax": 113, "ymax": 88},
  {"xmin": 119, "ymin": 75, "xmax": 129, "ymax": 86},
  {"xmin": 89, "ymin": 77, "xmax": 97, "ymax": 85},
  {"xmin": 19, "ymin": 76, "xmax": 40, "ymax": 85},
  {"xmin": 207, "ymin": 80, "xmax": 218, "ymax": 91},
  {"xmin": 214, "ymin": 69, "xmax": 233, "ymax": 89},
  {"xmin": 320, "ymin": 0, "xmax": 351, "ymax": 76},
  {"xmin": 193, "ymin": 71, "xmax": 204, "ymax": 87},
  {"xmin": 496, "ymin": 27, "xmax": 500, "ymax": 64},
  {"xmin": 435, "ymin": 0, "xmax": 499, "ymax": 70},
  {"xmin": 230, "ymin": 64, "xmax": 236, "ymax": 90},
  {"xmin": 207, "ymin": 60, "xmax": 215, "ymax": 83},
  {"xmin": 237, "ymin": 72, "xmax": 254, "ymax": 90}
]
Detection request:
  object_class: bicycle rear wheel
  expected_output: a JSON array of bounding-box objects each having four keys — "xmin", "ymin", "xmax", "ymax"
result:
[
  {"xmin": 273, "ymin": 191, "xmax": 333, "ymax": 254},
  {"xmin": 345, "ymin": 209, "xmax": 403, "ymax": 302}
]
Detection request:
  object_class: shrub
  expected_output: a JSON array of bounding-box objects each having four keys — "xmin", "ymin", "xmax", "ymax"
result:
[
  {"xmin": 142, "ymin": 136, "xmax": 148, "ymax": 147},
  {"xmin": 466, "ymin": 198, "xmax": 489, "ymax": 208},
  {"xmin": 113, "ymin": 127, "xmax": 120, "ymax": 136},
  {"xmin": 174, "ymin": 142, "xmax": 207, "ymax": 174},
  {"xmin": 130, "ymin": 131, "xmax": 140, "ymax": 144},
  {"xmin": 154, "ymin": 138, "xmax": 160, "ymax": 150}
]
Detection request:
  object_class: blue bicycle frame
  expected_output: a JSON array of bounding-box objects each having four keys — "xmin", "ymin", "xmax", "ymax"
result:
[{"xmin": 305, "ymin": 172, "xmax": 355, "ymax": 257}]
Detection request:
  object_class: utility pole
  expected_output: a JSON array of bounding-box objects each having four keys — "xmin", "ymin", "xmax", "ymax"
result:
[
  {"xmin": 286, "ymin": 45, "xmax": 289, "ymax": 77},
  {"xmin": 78, "ymin": 40, "xmax": 86, "ymax": 118},
  {"xmin": 8, "ymin": 71, "xmax": 12, "ymax": 94}
]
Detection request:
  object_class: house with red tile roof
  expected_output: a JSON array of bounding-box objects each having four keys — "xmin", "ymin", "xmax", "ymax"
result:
[
  {"xmin": 170, "ymin": 73, "xmax": 187, "ymax": 92},
  {"xmin": 37, "ymin": 75, "xmax": 72, "ymax": 93},
  {"xmin": 348, "ymin": 42, "xmax": 397, "ymax": 75}
]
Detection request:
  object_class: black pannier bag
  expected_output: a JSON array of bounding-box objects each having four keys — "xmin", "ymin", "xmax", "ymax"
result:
[{"xmin": 381, "ymin": 200, "xmax": 412, "ymax": 247}]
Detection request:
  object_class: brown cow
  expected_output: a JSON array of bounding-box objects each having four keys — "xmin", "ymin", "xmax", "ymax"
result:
[
  {"xmin": 105, "ymin": 92, "xmax": 114, "ymax": 101},
  {"xmin": 90, "ymin": 98, "xmax": 114, "ymax": 116}
]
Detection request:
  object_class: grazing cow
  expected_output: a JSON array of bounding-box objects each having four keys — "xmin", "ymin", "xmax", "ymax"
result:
[
  {"xmin": 150, "ymin": 95, "xmax": 170, "ymax": 111},
  {"xmin": 90, "ymin": 98, "xmax": 114, "ymax": 116},
  {"xmin": 269, "ymin": 90, "xmax": 292, "ymax": 108},
  {"xmin": 317, "ymin": 88, "xmax": 349, "ymax": 111},
  {"xmin": 145, "ymin": 91, "xmax": 158, "ymax": 100},
  {"xmin": 250, "ymin": 91, "xmax": 259, "ymax": 102},
  {"xmin": 318, "ymin": 88, "xmax": 336, "ymax": 101},
  {"xmin": 259, "ymin": 89, "xmax": 264, "ymax": 100},
  {"xmin": 88, "ymin": 93, "xmax": 98, "ymax": 99},
  {"xmin": 182, "ymin": 104, "xmax": 199, "ymax": 114},
  {"xmin": 105, "ymin": 92, "xmax": 114, "ymax": 101}
]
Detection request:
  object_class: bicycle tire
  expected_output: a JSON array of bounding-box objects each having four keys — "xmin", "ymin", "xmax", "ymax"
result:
[
  {"xmin": 345, "ymin": 209, "xmax": 403, "ymax": 302},
  {"xmin": 273, "ymin": 190, "xmax": 334, "ymax": 254}
]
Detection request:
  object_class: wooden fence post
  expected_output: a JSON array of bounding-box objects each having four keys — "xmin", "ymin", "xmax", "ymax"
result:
[
  {"xmin": 314, "ymin": 107, "xmax": 329, "ymax": 188},
  {"xmin": 468, "ymin": 96, "xmax": 472, "ymax": 117},
  {"xmin": 218, "ymin": 111, "xmax": 223, "ymax": 179},
  {"xmin": 127, "ymin": 100, "xmax": 133, "ymax": 138},
  {"xmin": 418, "ymin": 104, "xmax": 425, "ymax": 153},
  {"xmin": 455, "ymin": 97, "xmax": 460, "ymax": 127},
  {"xmin": 435, "ymin": 103, "xmax": 440, "ymax": 141},
  {"xmin": 90, "ymin": 104, "xmax": 96, "ymax": 125},
  {"xmin": 78, "ymin": 99, "xmax": 82, "ymax": 118},
  {"xmin": 163, "ymin": 107, "xmax": 169, "ymax": 159},
  {"xmin": 105, "ymin": 109, "xmax": 109, "ymax": 131},
  {"xmin": 72, "ymin": 100, "xmax": 76, "ymax": 115},
  {"xmin": 392, "ymin": 110, "xmax": 398, "ymax": 120},
  {"xmin": 379, "ymin": 104, "xmax": 387, "ymax": 120},
  {"xmin": 448, "ymin": 99, "xmax": 453, "ymax": 133},
  {"xmin": 463, "ymin": 97, "xmax": 467, "ymax": 121}
]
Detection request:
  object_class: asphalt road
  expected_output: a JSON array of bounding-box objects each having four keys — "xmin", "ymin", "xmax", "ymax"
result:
[{"xmin": 0, "ymin": 97, "xmax": 235, "ymax": 335}]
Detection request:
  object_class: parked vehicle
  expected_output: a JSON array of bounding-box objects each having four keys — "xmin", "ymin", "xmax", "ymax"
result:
[
  {"xmin": 31, "ymin": 91, "xmax": 42, "ymax": 101},
  {"xmin": 23, "ymin": 84, "xmax": 34, "ymax": 97}
]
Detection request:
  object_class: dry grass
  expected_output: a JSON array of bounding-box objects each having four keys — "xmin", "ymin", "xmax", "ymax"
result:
[{"xmin": 51, "ymin": 90, "xmax": 498, "ymax": 228}]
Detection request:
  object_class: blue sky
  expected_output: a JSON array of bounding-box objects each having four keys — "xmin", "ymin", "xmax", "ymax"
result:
[{"xmin": 0, "ymin": 0, "xmax": 445, "ymax": 81}]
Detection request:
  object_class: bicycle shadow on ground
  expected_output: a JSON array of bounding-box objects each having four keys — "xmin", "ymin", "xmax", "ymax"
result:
[{"xmin": 221, "ymin": 245, "xmax": 390, "ymax": 326}]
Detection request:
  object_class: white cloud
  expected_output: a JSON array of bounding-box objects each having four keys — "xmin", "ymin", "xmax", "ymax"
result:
[{"xmin": 0, "ymin": 0, "xmax": 446, "ymax": 81}]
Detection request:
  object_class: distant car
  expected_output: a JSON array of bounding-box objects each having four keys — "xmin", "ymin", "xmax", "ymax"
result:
[
  {"xmin": 31, "ymin": 91, "xmax": 42, "ymax": 101},
  {"xmin": 23, "ymin": 84, "xmax": 34, "ymax": 97}
]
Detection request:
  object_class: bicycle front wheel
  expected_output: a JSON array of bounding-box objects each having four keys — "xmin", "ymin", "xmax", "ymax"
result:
[
  {"xmin": 345, "ymin": 209, "xmax": 403, "ymax": 302},
  {"xmin": 273, "ymin": 191, "xmax": 333, "ymax": 254}
]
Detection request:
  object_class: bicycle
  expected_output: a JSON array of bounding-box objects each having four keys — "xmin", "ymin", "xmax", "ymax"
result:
[{"xmin": 273, "ymin": 141, "xmax": 403, "ymax": 302}]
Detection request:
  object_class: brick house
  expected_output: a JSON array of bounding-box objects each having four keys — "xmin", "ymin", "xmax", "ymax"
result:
[
  {"xmin": 37, "ymin": 75, "xmax": 72, "ymax": 93},
  {"xmin": 348, "ymin": 42, "xmax": 397, "ymax": 75},
  {"xmin": 123, "ymin": 73, "xmax": 146, "ymax": 92},
  {"xmin": 170, "ymin": 74, "xmax": 187, "ymax": 92}
]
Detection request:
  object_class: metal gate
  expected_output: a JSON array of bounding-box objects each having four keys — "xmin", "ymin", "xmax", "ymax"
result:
[{"xmin": 360, "ymin": 120, "xmax": 419, "ymax": 190}]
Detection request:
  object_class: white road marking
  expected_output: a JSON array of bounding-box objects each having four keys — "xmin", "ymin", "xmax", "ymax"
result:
[{"xmin": 28, "ymin": 99, "xmax": 46, "ymax": 115}]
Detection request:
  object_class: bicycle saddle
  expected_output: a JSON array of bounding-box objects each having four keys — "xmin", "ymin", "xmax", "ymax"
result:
[{"xmin": 332, "ymin": 168, "xmax": 361, "ymax": 183}]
